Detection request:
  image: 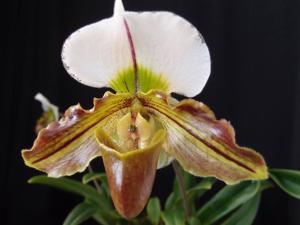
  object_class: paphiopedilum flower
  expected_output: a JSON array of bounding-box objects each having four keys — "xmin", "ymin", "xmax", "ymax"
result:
[{"xmin": 22, "ymin": 0, "xmax": 268, "ymax": 219}]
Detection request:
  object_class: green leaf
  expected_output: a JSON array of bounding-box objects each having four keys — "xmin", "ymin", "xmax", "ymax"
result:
[
  {"xmin": 92, "ymin": 213, "xmax": 111, "ymax": 225},
  {"xmin": 173, "ymin": 170, "xmax": 197, "ymax": 195},
  {"xmin": 82, "ymin": 172, "xmax": 112, "ymax": 207},
  {"xmin": 161, "ymin": 209, "xmax": 185, "ymax": 225},
  {"xmin": 161, "ymin": 211, "xmax": 173, "ymax": 225},
  {"xmin": 187, "ymin": 177, "xmax": 216, "ymax": 201},
  {"xmin": 63, "ymin": 202, "xmax": 98, "ymax": 225},
  {"xmin": 220, "ymin": 193, "xmax": 261, "ymax": 225},
  {"xmin": 28, "ymin": 175, "xmax": 109, "ymax": 209},
  {"xmin": 147, "ymin": 197, "xmax": 161, "ymax": 225},
  {"xmin": 166, "ymin": 177, "xmax": 215, "ymax": 214},
  {"xmin": 259, "ymin": 180, "xmax": 273, "ymax": 191},
  {"xmin": 188, "ymin": 217, "xmax": 202, "ymax": 225},
  {"xmin": 82, "ymin": 172, "xmax": 106, "ymax": 184},
  {"xmin": 92, "ymin": 210, "xmax": 120, "ymax": 225},
  {"xmin": 270, "ymin": 169, "xmax": 300, "ymax": 199},
  {"xmin": 101, "ymin": 180, "xmax": 111, "ymax": 199},
  {"xmin": 166, "ymin": 170, "xmax": 203, "ymax": 211},
  {"xmin": 165, "ymin": 192, "xmax": 178, "ymax": 210},
  {"xmin": 174, "ymin": 210, "xmax": 185, "ymax": 225},
  {"xmin": 197, "ymin": 181, "xmax": 260, "ymax": 225}
]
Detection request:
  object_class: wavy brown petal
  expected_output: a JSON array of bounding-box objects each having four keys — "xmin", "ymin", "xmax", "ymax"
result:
[
  {"xmin": 138, "ymin": 91, "xmax": 268, "ymax": 185},
  {"xmin": 22, "ymin": 93, "xmax": 133, "ymax": 177}
]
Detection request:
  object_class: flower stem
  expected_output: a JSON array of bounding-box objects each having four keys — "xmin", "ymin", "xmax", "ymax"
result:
[
  {"xmin": 172, "ymin": 161, "xmax": 190, "ymax": 219},
  {"xmin": 88, "ymin": 165, "xmax": 102, "ymax": 193}
]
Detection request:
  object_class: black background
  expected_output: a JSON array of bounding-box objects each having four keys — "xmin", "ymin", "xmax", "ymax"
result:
[{"xmin": 2, "ymin": 0, "xmax": 300, "ymax": 224}]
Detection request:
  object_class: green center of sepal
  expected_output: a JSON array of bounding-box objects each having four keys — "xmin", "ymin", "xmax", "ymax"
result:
[{"xmin": 109, "ymin": 65, "xmax": 169, "ymax": 94}]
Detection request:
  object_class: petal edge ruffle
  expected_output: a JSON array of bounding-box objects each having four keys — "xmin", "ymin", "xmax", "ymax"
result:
[
  {"xmin": 138, "ymin": 91, "xmax": 268, "ymax": 185},
  {"xmin": 22, "ymin": 93, "xmax": 133, "ymax": 177}
]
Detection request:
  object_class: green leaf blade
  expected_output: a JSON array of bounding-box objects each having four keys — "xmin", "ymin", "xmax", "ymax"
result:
[
  {"xmin": 187, "ymin": 177, "xmax": 216, "ymax": 201},
  {"xmin": 188, "ymin": 217, "xmax": 202, "ymax": 225},
  {"xmin": 147, "ymin": 197, "xmax": 161, "ymax": 225},
  {"xmin": 173, "ymin": 170, "xmax": 197, "ymax": 196},
  {"xmin": 82, "ymin": 172, "xmax": 106, "ymax": 185},
  {"xmin": 63, "ymin": 202, "xmax": 98, "ymax": 225},
  {"xmin": 161, "ymin": 209, "xmax": 185, "ymax": 225},
  {"xmin": 161, "ymin": 211, "xmax": 174, "ymax": 225},
  {"xmin": 220, "ymin": 193, "xmax": 261, "ymax": 225},
  {"xmin": 197, "ymin": 181, "xmax": 260, "ymax": 225},
  {"xmin": 270, "ymin": 169, "xmax": 300, "ymax": 199},
  {"xmin": 165, "ymin": 192, "xmax": 177, "ymax": 210},
  {"xmin": 28, "ymin": 175, "xmax": 108, "ymax": 208}
]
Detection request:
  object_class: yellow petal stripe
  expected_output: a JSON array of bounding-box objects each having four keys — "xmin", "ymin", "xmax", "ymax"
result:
[
  {"xmin": 22, "ymin": 93, "xmax": 133, "ymax": 177},
  {"xmin": 138, "ymin": 91, "xmax": 268, "ymax": 184}
]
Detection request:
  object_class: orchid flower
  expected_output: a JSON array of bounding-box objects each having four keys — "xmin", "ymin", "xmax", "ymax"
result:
[{"xmin": 22, "ymin": 0, "xmax": 268, "ymax": 219}]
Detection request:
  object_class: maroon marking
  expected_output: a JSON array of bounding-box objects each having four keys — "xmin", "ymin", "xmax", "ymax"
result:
[
  {"xmin": 139, "ymin": 99, "xmax": 256, "ymax": 173},
  {"xmin": 31, "ymin": 102, "xmax": 133, "ymax": 164},
  {"xmin": 123, "ymin": 18, "xmax": 138, "ymax": 93}
]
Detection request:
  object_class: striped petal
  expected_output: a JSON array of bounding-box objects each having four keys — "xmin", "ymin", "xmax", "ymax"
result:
[
  {"xmin": 22, "ymin": 92, "xmax": 133, "ymax": 177},
  {"xmin": 138, "ymin": 91, "xmax": 268, "ymax": 185},
  {"xmin": 95, "ymin": 128, "xmax": 166, "ymax": 219},
  {"xmin": 62, "ymin": 0, "xmax": 210, "ymax": 97}
]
